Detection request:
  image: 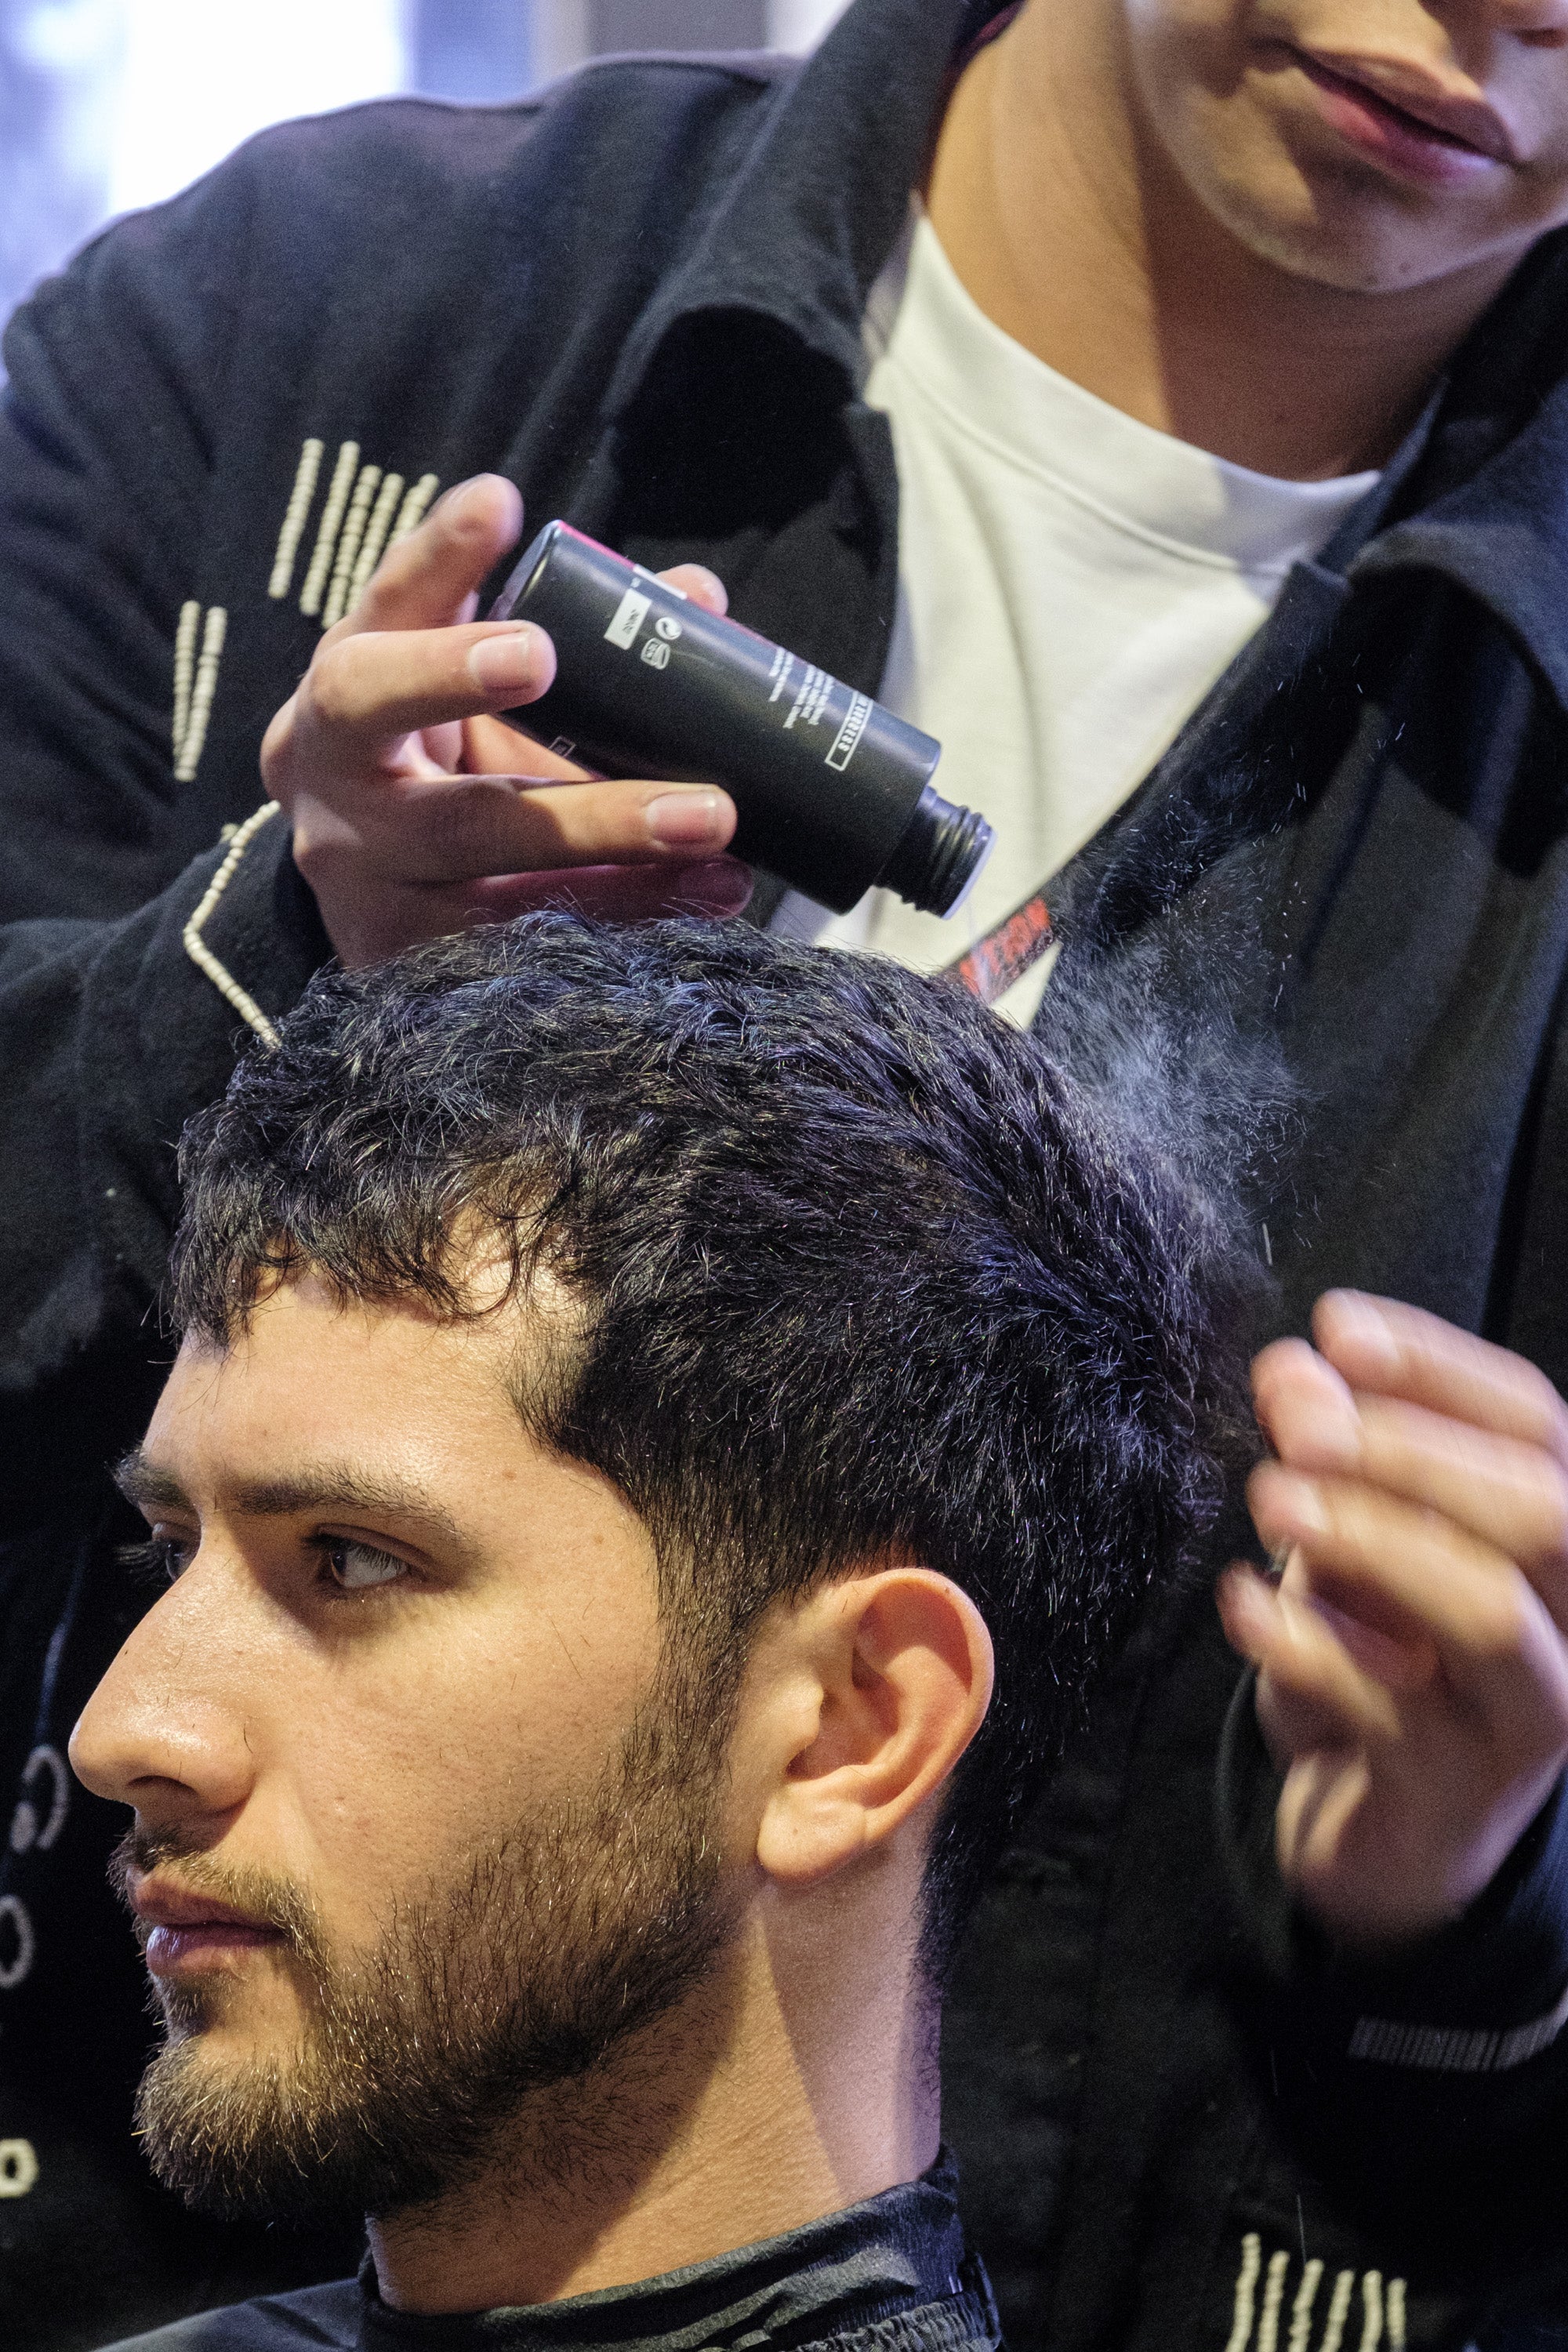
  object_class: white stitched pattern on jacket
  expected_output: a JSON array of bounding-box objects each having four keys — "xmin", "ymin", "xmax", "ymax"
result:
[
  {"xmin": 281, "ymin": 436, "xmax": 442, "ymax": 623},
  {"xmin": 1224, "ymin": 2240, "xmax": 1406, "ymax": 2352},
  {"xmin": 172, "ymin": 604, "xmax": 227, "ymax": 783}
]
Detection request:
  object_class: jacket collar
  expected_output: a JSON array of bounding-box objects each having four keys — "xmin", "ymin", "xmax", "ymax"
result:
[
  {"xmin": 603, "ymin": 0, "xmax": 997, "ymax": 419},
  {"xmin": 1348, "ymin": 228, "xmax": 1568, "ymax": 714},
  {"xmin": 355, "ymin": 2156, "xmax": 987, "ymax": 2352}
]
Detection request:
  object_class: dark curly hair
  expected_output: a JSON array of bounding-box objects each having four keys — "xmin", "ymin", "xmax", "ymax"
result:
[{"xmin": 170, "ymin": 913, "xmax": 1250, "ymax": 1975}]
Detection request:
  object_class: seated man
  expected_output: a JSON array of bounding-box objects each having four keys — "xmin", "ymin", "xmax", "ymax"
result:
[{"xmin": 71, "ymin": 915, "xmax": 1568, "ymax": 2350}]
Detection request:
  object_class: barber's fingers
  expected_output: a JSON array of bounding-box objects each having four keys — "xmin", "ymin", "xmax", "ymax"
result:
[
  {"xmin": 1251, "ymin": 1338, "xmax": 1360, "ymax": 1472},
  {"xmin": 271, "ymin": 623, "xmax": 558, "ymax": 769},
  {"xmin": 1258, "ymin": 1381, "xmax": 1568, "ymax": 1593},
  {"xmin": 342, "ymin": 469, "xmax": 729, "ymax": 645},
  {"xmin": 1218, "ymin": 1563, "xmax": 1405, "ymax": 1756},
  {"xmin": 297, "ymin": 773, "xmax": 739, "ymax": 886},
  {"xmin": 347, "ymin": 475, "xmax": 524, "ymax": 636},
  {"xmin": 1248, "ymin": 1462, "xmax": 1568, "ymax": 1727},
  {"xmin": 662, "ymin": 563, "xmax": 728, "ymax": 614},
  {"xmin": 1312, "ymin": 1293, "xmax": 1568, "ymax": 1459}
]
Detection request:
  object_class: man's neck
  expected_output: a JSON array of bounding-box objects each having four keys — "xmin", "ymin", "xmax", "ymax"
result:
[
  {"xmin": 366, "ymin": 1917, "xmax": 939, "ymax": 2316},
  {"xmin": 926, "ymin": 5, "xmax": 1518, "ymax": 481}
]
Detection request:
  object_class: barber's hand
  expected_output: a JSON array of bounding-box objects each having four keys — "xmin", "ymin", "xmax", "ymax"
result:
[
  {"xmin": 1218, "ymin": 1294, "xmax": 1568, "ymax": 1950},
  {"xmin": 262, "ymin": 473, "xmax": 751, "ymax": 967}
]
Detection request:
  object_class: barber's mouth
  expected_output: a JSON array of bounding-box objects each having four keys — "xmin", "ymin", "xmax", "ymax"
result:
[
  {"xmin": 132, "ymin": 1879, "xmax": 286, "ymax": 1976},
  {"xmin": 1289, "ymin": 50, "xmax": 1514, "ymax": 187}
]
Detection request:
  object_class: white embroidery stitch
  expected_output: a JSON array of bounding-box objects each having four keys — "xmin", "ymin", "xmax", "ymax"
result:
[
  {"xmin": 1222, "ymin": 2246, "xmax": 1406, "ymax": 2352},
  {"xmin": 299, "ymin": 438, "xmax": 361, "ymax": 618},
  {"xmin": 1225, "ymin": 2235, "xmax": 1263, "ymax": 2352},
  {"xmin": 9, "ymin": 1746, "xmax": 69, "ymax": 1857},
  {"xmin": 390, "ymin": 470, "xmax": 441, "ymax": 546},
  {"xmin": 321, "ymin": 461, "xmax": 382, "ymax": 629},
  {"xmin": 1287, "ymin": 2263, "xmax": 1325, "ymax": 2352},
  {"xmin": 0, "ymin": 1895, "xmax": 35, "ymax": 1991},
  {"xmin": 1348, "ymin": 1976, "xmax": 1568, "ymax": 2074},
  {"xmin": 182, "ymin": 802, "xmax": 284, "ymax": 1045},
  {"xmin": 1258, "ymin": 2250, "xmax": 1290, "ymax": 2352},
  {"xmin": 269, "ymin": 437, "xmax": 325, "ymax": 601},
  {"xmin": 174, "ymin": 607, "xmax": 227, "ymax": 783},
  {"xmin": 172, "ymin": 598, "xmax": 201, "ymax": 753},
  {"xmin": 348, "ymin": 469, "xmax": 405, "ymax": 610},
  {"xmin": 1318, "ymin": 2270, "xmax": 1356, "ymax": 2352},
  {"xmin": 1385, "ymin": 2281, "xmax": 1406, "ymax": 2352},
  {"xmin": 278, "ymin": 441, "xmax": 441, "ymax": 622}
]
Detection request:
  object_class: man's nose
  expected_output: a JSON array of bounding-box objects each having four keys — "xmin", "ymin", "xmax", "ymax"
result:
[{"xmin": 68, "ymin": 1560, "xmax": 256, "ymax": 1824}]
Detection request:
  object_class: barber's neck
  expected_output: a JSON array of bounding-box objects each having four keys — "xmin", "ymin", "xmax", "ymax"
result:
[
  {"xmin": 927, "ymin": 3, "xmax": 1521, "ymax": 481},
  {"xmin": 366, "ymin": 1882, "xmax": 938, "ymax": 2318}
]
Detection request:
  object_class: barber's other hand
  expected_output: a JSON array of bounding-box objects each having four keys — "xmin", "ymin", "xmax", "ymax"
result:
[
  {"xmin": 262, "ymin": 474, "xmax": 750, "ymax": 967},
  {"xmin": 1218, "ymin": 1294, "xmax": 1568, "ymax": 1950}
]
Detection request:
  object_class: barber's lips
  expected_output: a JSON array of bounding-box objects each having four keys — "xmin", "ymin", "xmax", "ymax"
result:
[
  {"xmin": 1290, "ymin": 51, "xmax": 1514, "ymax": 187},
  {"xmin": 132, "ymin": 1879, "xmax": 286, "ymax": 1976}
]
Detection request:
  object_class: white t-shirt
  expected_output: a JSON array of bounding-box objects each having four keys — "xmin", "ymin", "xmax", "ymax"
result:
[{"xmin": 771, "ymin": 213, "xmax": 1380, "ymax": 1025}]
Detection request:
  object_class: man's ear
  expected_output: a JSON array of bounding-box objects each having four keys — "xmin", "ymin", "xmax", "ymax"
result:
[{"xmin": 753, "ymin": 1569, "xmax": 995, "ymax": 1889}]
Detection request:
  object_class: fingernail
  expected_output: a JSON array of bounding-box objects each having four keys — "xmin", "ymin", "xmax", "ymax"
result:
[
  {"xmin": 1265, "ymin": 1470, "xmax": 1328, "ymax": 1537},
  {"xmin": 1320, "ymin": 1290, "xmax": 1399, "ymax": 1373},
  {"xmin": 645, "ymin": 790, "xmax": 727, "ymax": 847},
  {"xmin": 469, "ymin": 626, "xmax": 542, "ymax": 695},
  {"xmin": 433, "ymin": 477, "xmax": 483, "ymax": 522},
  {"xmin": 682, "ymin": 565, "xmax": 728, "ymax": 614}
]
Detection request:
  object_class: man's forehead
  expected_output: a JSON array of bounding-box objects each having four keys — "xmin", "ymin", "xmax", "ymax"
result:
[{"xmin": 166, "ymin": 1269, "xmax": 533, "ymax": 1405}]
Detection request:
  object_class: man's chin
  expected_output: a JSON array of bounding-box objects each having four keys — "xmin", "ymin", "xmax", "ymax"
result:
[{"xmin": 135, "ymin": 2031, "xmax": 368, "ymax": 2224}]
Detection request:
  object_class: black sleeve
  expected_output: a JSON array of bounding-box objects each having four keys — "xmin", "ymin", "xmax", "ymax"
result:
[
  {"xmin": 0, "ymin": 160, "xmax": 336, "ymax": 1515},
  {"xmin": 0, "ymin": 817, "xmax": 329, "ymax": 1523},
  {"xmin": 0, "ymin": 155, "xmax": 267, "ymax": 927},
  {"xmin": 1217, "ymin": 1672, "xmax": 1568, "ymax": 2308}
]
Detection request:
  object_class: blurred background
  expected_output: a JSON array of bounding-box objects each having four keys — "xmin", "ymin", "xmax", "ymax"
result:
[{"xmin": 0, "ymin": 0, "xmax": 851, "ymax": 325}]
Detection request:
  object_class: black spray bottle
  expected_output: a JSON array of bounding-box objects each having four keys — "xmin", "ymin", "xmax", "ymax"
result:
[{"xmin": 491, "ymin": 521, "xmax": 993, "ymax": 917}]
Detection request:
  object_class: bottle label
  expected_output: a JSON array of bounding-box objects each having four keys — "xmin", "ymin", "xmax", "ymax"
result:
[
  {"xmin": 826, "ymin": 691, "xmax": 873, "ymax": 773},
  {"xmin": 604, "ymin": 586, "xmax": 652, "ymax": 649}
]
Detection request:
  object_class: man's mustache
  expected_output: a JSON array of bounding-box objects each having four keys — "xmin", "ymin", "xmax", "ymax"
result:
[{"xmin": 108, "ymin": 1824, "xmax": 321, "ymax": 1957}]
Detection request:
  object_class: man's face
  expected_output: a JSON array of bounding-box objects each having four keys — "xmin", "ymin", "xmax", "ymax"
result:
[
  {"xmin": 69, "ymin": 1276, "xmax": 739, "ymax": 2220},
  {"xmin": 1116, "ymin": 0, "xmax": 1568, "ymax": 290}
]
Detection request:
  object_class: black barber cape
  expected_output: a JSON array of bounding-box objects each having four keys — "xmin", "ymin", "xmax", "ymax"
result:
[
  {"xmin": 102, "ymin": 2164, "xmax": 997, "ymax": 2352},
  {"xmin": 9, "ymin": 1, "xmax": 1568, "ymax": 2347}
]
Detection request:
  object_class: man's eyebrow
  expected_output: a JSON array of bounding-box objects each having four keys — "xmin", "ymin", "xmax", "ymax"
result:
[
  {"xmin": 113, "ymin": 1448, "xmax": 191, "ymax": 1516},
  {"xmin": 113, "ymin": 1450, "xmax": 475, "ymax": 1560},
  {"xmin": 224, "ymin": 1466, "xmax": 472, "ymax": 1558}
]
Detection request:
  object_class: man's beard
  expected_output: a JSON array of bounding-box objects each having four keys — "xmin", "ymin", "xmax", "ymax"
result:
[{"xmin": 111, "ymin": 1649, "xmax": 738, "ymax": 2226}]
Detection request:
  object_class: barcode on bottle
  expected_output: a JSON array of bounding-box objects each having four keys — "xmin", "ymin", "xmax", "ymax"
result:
[{"xmin": 826, "ymin": 690, "xmax": 872, "ymax": 772}]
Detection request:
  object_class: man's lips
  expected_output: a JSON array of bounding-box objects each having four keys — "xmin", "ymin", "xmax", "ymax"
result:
[
  {"xmin": 1289, "ymin": 49, "xmax": 1518, "ymax": 184},
  {"xmin": 131, "ymin": 1875, "xmax": 286, "ymax": 1975}
]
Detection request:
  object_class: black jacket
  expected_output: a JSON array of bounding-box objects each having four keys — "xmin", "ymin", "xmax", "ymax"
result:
[{"xmin": 7, "ymin": 2, "xmax": 1568, "ymax": 2348}]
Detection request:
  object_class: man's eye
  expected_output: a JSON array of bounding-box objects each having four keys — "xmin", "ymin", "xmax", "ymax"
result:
[
  {"xmin": 320, "ymin": 1541, "xmax": 408, "ymax": 1593},
  {"xmin": 117, "ymin": 1534, "xmax": 195, "ymax": 1587}
]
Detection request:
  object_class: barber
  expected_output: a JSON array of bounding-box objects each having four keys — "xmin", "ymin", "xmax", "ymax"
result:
[{"xmin": 7, "ymin": 1, "xmax": 1568, "ymax": 2347}]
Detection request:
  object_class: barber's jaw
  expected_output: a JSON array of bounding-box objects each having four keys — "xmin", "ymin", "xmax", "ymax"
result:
[
  {"xmin": 68, "ymin": 1270, "xmax": 991, "ymax": 2303},
  {"xmin": 1113, "ymin": 0, "xmax": 1568, "ymax": 290}
]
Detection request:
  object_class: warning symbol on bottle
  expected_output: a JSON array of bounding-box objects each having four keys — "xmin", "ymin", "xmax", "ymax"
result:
[{"xmin": 641, "ymin": 640, "xmax": 671, "ymax": 670}]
